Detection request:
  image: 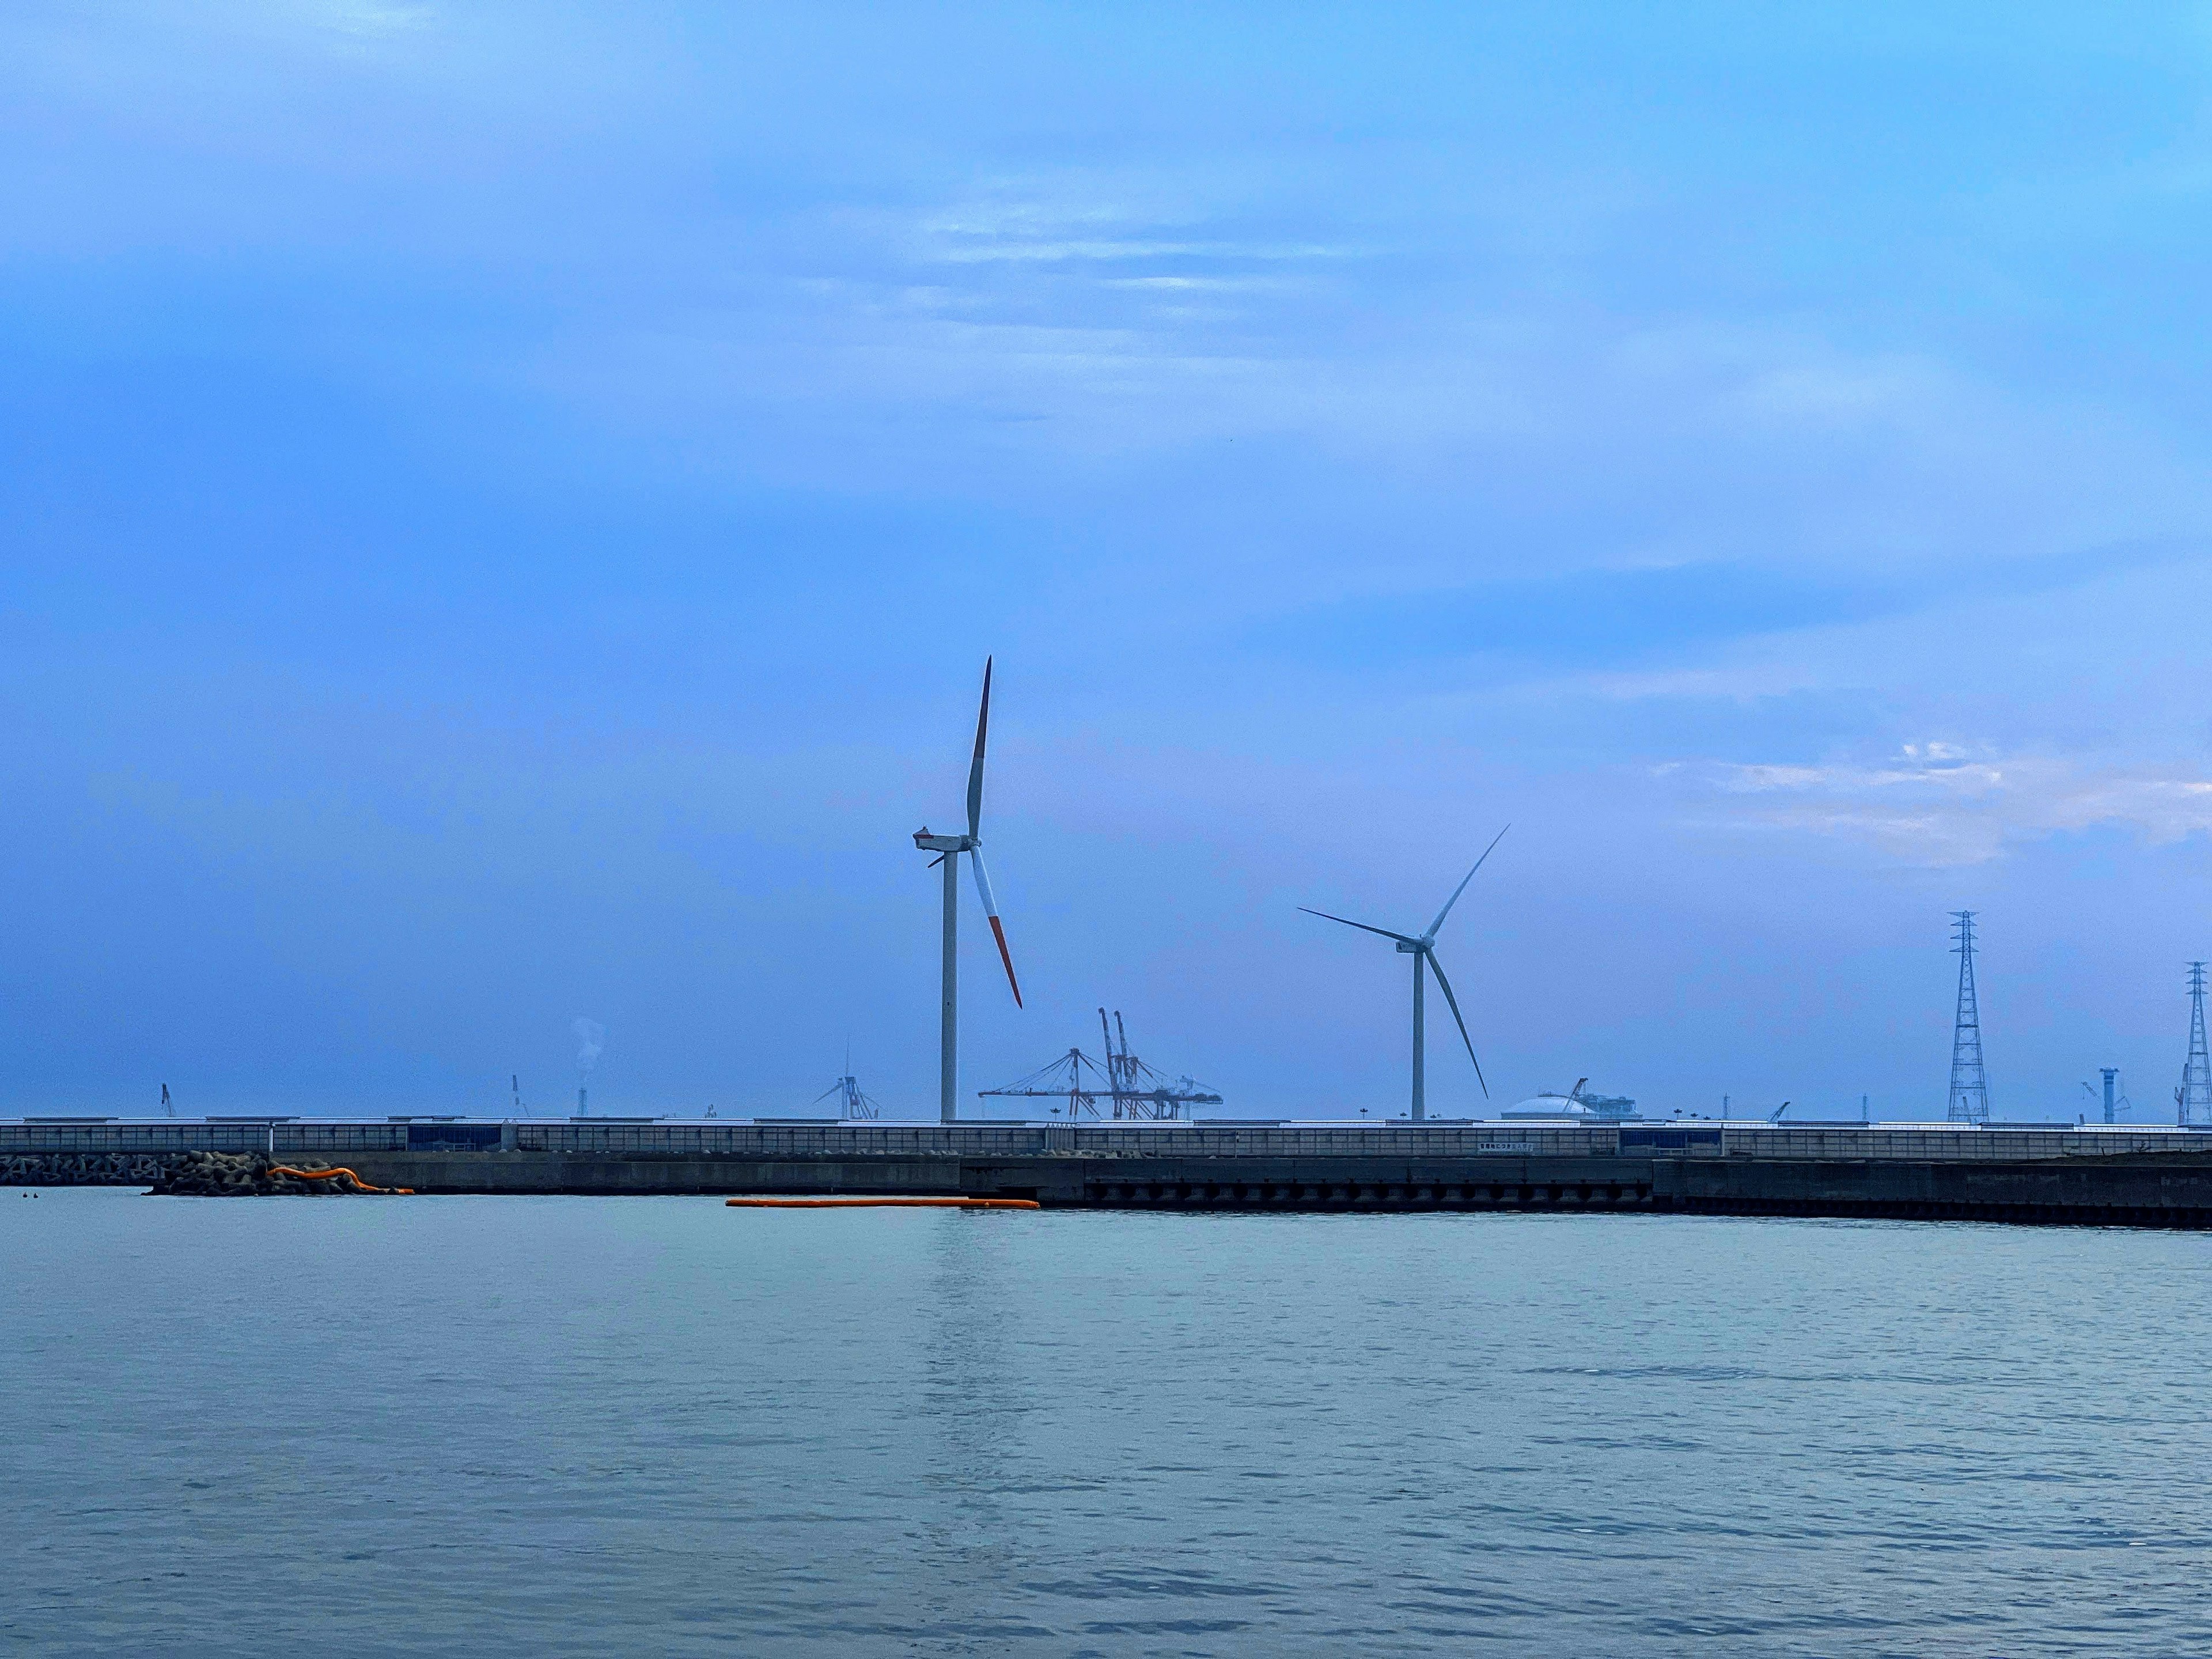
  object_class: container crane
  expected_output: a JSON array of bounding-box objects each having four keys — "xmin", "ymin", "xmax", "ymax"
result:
[{"xmin": 979, "ymin": 1010, "xmax": 1224, "ymax": 1120}]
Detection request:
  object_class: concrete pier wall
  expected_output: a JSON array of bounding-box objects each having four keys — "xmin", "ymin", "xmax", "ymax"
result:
[
  {"xmin": 320, "ymin": 1147, "xmax": 2212, "ymax": 1226},
  {"xmin": 8, "ymin": 1121, "xmax": 2212, "ymax": 1225}
]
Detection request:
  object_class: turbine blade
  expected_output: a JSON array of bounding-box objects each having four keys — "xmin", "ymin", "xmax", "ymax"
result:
[
  {"xmin": 967, "ymin": 656, "xmax": 993, "ymax": 840},
  {"xmin": 987, "ymin": 915, "xmax": 1022, "ymax": 1007},
  {"xmin": 1426, "ymin": 824, "xmax": 1510, "ymax": 938},
  {"xmin": 969, "ymin": 843, "xmax": 999, "ymax": 915},
  {"xmin": 969, "ymin": 847, "xmax": 1022, "ymax": 1006},
  {"xmin": 1423, "ymin": 949, "xmax": 1487, "ymax": 1098},
  {"xmin": 1297, "ymin": 907, "xmax": 1419, "ymax": 945}
]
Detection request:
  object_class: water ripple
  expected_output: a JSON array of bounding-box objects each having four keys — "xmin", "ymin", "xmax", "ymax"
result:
[{"xmin": 5, "ymin": 1194, "xmax": 2208, "ymax": 1656}]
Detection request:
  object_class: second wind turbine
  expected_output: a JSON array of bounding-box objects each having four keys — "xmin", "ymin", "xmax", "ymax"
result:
[
  {"xmin": 913, "ymin": 658, "xmax": 1024, "ymax": 1123},
  {"xmin": 1301, "ymin": 827, "xmax": 1508, "ymax": 1122}
]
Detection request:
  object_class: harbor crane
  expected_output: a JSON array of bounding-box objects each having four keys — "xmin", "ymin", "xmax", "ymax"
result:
[
  {"xmin": 2082, "ymin": 1070, "xmax": 2129, "ymax": 1125},
  {"xmin": 979, "ymin": 1010, "xmax": 1224, "ymax": 1120},
  {"xmin": 816, "ymin": 1047, "xmax": 883, "ymax": 1119}
]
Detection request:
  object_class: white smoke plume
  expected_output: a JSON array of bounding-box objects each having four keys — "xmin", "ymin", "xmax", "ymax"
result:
[{"xmin": 573, "ymin": 1017, "xmax": 605, "ymax": 1076}]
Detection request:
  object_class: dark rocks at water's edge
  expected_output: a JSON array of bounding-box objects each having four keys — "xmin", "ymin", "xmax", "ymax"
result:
[
  {"xmin": 0, "ymin": 1150, "xmax": 400, "ymax": 1195},
  {"xmin": 2, "ymin": 1152, "xmax": 171, "ymax": 1188},
  {"xmin": 149, "ymin": 1151, "xmax": 393, "ymax": 1196}
]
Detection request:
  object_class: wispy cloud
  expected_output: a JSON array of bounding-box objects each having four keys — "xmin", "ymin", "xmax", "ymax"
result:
[
  {"xmin": 289, "ymin": 1, "xmax": 434, "ymax": 38},
  {"xmin": 912, "ymin": 190, "xmax": 1359, "ymax": 267},
  {"xmin": 1694, "ymin": 748, "xmax": 2212, "ymax": 865},
  {"xmin": 922, "ymin": 236, "xmax": 1351, "ymax": 266}
]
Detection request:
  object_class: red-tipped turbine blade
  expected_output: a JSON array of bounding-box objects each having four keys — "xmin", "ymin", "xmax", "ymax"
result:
[
  {"xmin": 987, "ymin": 914, "xmax": 1023, "ymax": 1008},
  {"xmin": 968, "ymin": 846, "xmax": 1022, "ymax": 1006},
  {"xmin": 966, "ymin": 656, "xmax": 992, "ymax": 840}
]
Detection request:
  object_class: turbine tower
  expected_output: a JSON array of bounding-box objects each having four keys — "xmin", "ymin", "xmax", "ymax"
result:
[
  {"xmin": 1300, "ymin": 827, "xmax": 1508, "ymax": 1121},
  {"xmin": 2180, "ymin": 963, "xmax": 2211, "ymax": 1127},
  {"xmin": 912, "ymin": 658, "xmax": 1023, "ymax": 1123},
  {"xmin": 1947, "ymin": 910, "xmax": 1990, "ymax": 1124}
]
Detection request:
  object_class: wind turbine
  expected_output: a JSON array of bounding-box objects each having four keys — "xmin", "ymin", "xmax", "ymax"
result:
[
  {"xmin": 913, "ymin": 658, "xmax": 1024, "ymax": 1122},
  {"xmin": 1301, "ymin": 826, "xmax": 1508, "ymax": 1122}
]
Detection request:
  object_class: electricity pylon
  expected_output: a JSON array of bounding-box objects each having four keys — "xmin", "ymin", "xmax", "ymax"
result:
[
  {"xmin": 2180, "ymin": 963, "xmax": 2211, "ymax": 1127},
  {"xmin": 1947, "ymin": 910, "xmax": 1990, "ymax": 1124}
]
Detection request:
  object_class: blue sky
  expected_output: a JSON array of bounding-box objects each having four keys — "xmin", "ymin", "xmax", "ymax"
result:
[{"xmin": 6, "ymin": 1, "xmax": 2212, "ymax": 1121}]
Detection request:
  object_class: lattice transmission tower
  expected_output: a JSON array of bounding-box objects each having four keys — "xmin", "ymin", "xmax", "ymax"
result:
[
  {"xmin": 1947, "ymin": 910, "xmax": 1990, "ymax": 1124},
  {"xmin": 2180, "ymin": 963, "xmax": 2212, "ymax": 1127}
]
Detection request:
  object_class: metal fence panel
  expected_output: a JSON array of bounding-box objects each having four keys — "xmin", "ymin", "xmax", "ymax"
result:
[{"xmin": 3, "ymin": 1120, "xmax": 2203, "ymax": 1162}]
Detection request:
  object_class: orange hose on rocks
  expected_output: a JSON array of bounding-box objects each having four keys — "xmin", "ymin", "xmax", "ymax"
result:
[
  {"xmin": 267, "ymin": 1165, "xmax": 414, "ymax": 1195},
  {"xmin": 725, "ymin": 1196, "xmax": 1039, "ymax": 1210}
]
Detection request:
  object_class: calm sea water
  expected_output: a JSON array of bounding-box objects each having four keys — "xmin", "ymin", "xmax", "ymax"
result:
[{"xmin": 3, "ymin": 1189, "xmax": 2207, "ymax": 1657}]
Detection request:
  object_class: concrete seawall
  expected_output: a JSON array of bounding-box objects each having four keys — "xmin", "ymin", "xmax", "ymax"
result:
[
  {"xmin": 9, "ymin": 1122, "xmax": 2212, "ymax": 1226},
  {"xmin": 309, "ymin": 1148, "xmax": 2212, "ymax": 1226}
]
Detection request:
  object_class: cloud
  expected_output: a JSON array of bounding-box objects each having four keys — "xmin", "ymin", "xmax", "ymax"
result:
[
  {"xmin": 282, "ymin": 1, "xmax": 434, "ymax": 39},
  {"xmin": 1695, "ymin": 749, "xmax": 2212, "ymax": 865},
  {"xmin": 921, "ymin": 235, "xmax": 1351, "ymax": 266}
]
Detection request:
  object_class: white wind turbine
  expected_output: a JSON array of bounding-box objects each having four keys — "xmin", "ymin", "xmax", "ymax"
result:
[
  {"xmin": 912, "ymin": 658, "xmax": 1023, "ymax": 1122},
  {"xmin": 1301, "ymin": 827, "xmax": 1509, "ymax": 1122}
]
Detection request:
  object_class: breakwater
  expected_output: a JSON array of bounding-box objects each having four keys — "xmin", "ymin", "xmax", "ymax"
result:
[{"xmin": 7, "ymin": 1120, "xmax": 2212, "ymax": 1225}]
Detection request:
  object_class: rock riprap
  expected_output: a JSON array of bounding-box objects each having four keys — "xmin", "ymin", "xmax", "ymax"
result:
[{"xmin": 149, "ymin": 1152, "xmax": 411, "ymax": 1196}]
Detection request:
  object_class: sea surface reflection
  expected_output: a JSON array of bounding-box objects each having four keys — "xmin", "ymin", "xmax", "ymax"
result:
[{"xmin": 5, "ymin": 1190, "xmax": 2207, "ymax": 1655}]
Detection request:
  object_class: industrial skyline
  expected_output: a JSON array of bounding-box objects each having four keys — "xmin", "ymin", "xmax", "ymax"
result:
[{"xmin": 12, "ymin": 13, "xmax": 2211, "ymax": 1657}]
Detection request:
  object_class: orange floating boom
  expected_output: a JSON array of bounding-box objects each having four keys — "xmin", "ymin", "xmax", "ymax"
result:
[
  {"xmin": 724, "ymin": 1196, "xmax": 1039, "ymax": 1210},
  {"xmin": 267, "ymin": 1164, "xmax": 414, "ymax": 1195}
]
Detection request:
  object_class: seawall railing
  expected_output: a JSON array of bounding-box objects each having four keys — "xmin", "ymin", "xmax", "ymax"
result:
[{"xmin": 2, "ymin": 1120, "xmax": 2204, "ymax": 1162}]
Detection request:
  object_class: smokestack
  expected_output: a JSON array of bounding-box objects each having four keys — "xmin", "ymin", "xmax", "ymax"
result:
[
  {"xmin": 2102, "ymin": 1067, "xmax": 2118, "ymax": 1125},
  {"xmin": 571, "ymin": 1018, "xmax": 604, "ymax": 1119}
]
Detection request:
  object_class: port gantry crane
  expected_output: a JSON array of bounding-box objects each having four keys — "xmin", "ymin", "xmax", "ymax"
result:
[
  {"xmin": 978, "ymin": 1009, "xmax": 1224, "ymax": 1120},
  {"xmin": 815, "ymin": 1073, "xmax": 882, "ymax": 1120},
  {"xmin": 813, "ymin": 1047, "xmax": 884, "ymax": 1119}
]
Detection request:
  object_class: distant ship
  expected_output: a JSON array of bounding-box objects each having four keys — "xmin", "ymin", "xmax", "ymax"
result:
[{"xmin": 1499, "ymin": 1078, "xmax": 1639, "ymax": 1122}]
